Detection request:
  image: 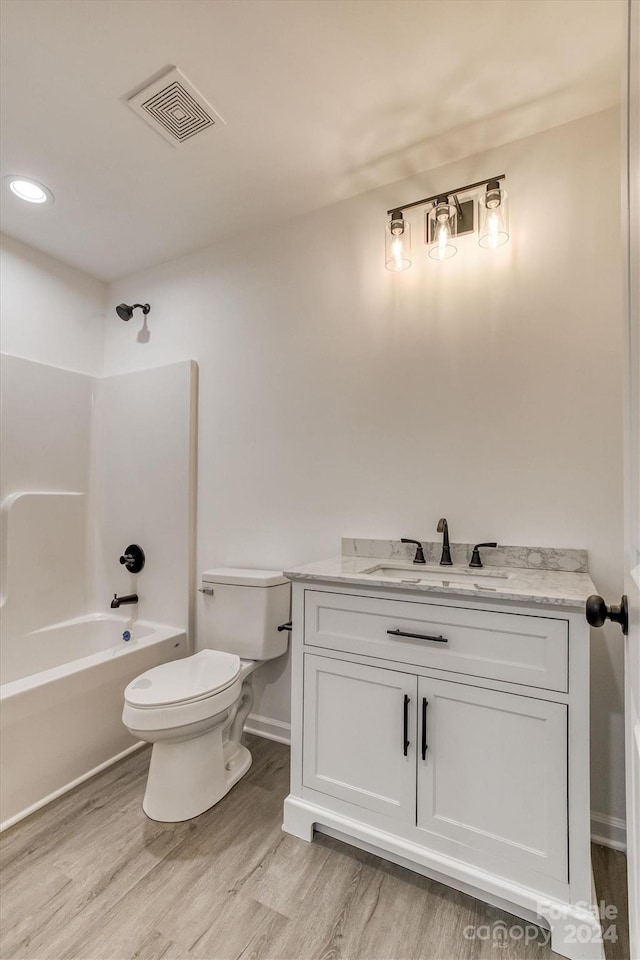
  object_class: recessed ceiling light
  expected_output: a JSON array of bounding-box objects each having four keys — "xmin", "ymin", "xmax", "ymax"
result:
[{"xmin": 4, "ymin": 176, "xmax": 54, "ymax": 204}]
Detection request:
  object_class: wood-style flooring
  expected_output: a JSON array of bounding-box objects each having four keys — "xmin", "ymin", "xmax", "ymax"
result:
[{"xmin": 0, "ymin": 737, "xmax": 630, "ymax": 960}]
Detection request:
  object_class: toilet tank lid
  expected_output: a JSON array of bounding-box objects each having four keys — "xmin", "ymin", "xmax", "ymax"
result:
[{"xmin": 201, "ymin": 567, "xmax": 288, "ymax": 587}]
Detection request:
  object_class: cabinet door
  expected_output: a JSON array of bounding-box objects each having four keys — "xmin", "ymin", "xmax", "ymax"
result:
[
  {"xmin": 416, "ymin": 677, "xmax": 568, "ymax": 882},
  {"xmin": 303, "ymin": 654, "xmax": 417, "ymax": 822}
]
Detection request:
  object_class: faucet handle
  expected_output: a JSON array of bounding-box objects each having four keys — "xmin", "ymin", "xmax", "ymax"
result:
[
  {"xmin": 469, "ymin": 542, "xmax": 498, "ymax": 569},
  {"xmin": 119, "ymin": 544, "xmax": 145, "ymax": 574},
  {"xmin": 401, "ymin": 538, "xmax": 426, "ymax": 564}
]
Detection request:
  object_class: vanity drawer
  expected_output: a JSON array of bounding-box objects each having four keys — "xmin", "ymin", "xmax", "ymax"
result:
[{"xmin": 303, "ymin": 590, "xmax": 568, "ymax": 692}]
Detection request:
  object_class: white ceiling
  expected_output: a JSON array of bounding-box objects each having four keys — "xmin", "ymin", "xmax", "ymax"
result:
[{"xmin": 0, "ymin": 0, "xmax": 625, "ymax": 282}]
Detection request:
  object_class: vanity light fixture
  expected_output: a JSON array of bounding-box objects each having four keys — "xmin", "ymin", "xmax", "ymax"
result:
[
  {"xmin": 385, "ymin": 174, "xmax": 508, "ymax": 271},
  {"xmin": 385, "ymin": 209, "xmax": 411, "ymax": 271},
  {"xmin": 4, "ymin": 175, "xmax": 54, "ymax": 204}
]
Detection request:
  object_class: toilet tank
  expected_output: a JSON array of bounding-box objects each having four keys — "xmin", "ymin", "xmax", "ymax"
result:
[{"xmin": 199, "ymin": 568, "xmax": 290, "ymax": 660}]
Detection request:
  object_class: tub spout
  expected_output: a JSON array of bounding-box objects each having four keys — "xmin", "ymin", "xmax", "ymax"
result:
[{"xmin": 111, "ymin": 593, "xmax": 138, "ymax": 609}]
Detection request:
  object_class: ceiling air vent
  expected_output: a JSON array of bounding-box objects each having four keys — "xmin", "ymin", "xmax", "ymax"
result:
[{"xmin": 127, "ymin": 67, "xmax": 225, "ymax": 147}]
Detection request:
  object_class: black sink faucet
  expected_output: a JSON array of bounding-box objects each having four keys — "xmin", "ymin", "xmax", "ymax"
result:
[
  {"xmin": 437, "ymin": 518, "xmax": 453, "ymax": 566},
  {"xmin": 401, "ymin": 538, "xmax": 426, "ymax": 564},
  {"xmin": 111, "ymin": 593, "xmax": 138, "ymax": 609}
]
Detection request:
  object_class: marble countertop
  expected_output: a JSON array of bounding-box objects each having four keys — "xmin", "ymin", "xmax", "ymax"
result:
[{"xmin": 283, "ymin": 555, "xmax": 597, "ymax": 609}]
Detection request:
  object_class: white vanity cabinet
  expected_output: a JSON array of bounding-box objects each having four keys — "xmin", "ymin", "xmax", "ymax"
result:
[
  {"xmin": 303, "ymin": 655, "xmax": 416, "ymax": 822},
  {"xmin": 303, "ymin": 640, "xmax": 568, "ymax": 885},
  {"xmin": 414, "ymin": 676, "xmax": 568, "ymax": 884},
  {"xmin": 284, "ymin": 579, "xmax": 602, "ymax": 960}
]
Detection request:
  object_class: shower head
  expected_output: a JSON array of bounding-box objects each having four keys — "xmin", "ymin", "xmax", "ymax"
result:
[{"xmin": 116, "ymin": 302, "xmax": 150, "ymax": 322}]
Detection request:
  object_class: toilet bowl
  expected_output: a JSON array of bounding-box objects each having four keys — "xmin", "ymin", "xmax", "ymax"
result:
[{"xmin": 122, "ymin": 568, "xmax": 289, "ymax": 822}]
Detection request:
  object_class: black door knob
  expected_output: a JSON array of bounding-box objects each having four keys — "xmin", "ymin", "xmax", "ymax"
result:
[{"xmin": 585, "ymin": 594, "xmax": 628, "ymax": 635}]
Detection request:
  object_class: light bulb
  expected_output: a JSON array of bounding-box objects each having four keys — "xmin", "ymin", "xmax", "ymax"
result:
[
  {"xmin": 427, "ymin": 199, "xmax": 457, "ymax": 260},
  {"xmin": 385, "ymin": 213, "xmax": 411, "ymax": 271},
  {"xmin": 479, "ymin": 183, "xmax": 509, "ymax": 248},
  {"xmin": 437, "ymin": 223, "xmax": 449, "ymax": 259},
  {"xmin": 486, "ymin": 211, "xmax": 500, "ymax": 248},
  {"xmin": 391, "ymin": 237, "xmax": 404, "ymax": 264}
]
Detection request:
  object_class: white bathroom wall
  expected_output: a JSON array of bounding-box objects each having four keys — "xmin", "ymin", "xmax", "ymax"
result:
[
  {"xmin": 104, "ymin": 108, "xmax": 625, "ymax": 829},
  {"xmin": 0, "ymin": 233, "xmax": 106, "ymax": 376},
  {"xmin": 92, "ymin": 361, "xmax": 197, "ymax": 633}
]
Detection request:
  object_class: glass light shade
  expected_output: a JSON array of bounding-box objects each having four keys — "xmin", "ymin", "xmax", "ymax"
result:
[
  {"xmin": 427, "ymin": 201, "xmax": 457, "ymax": 260},
  {"xmin": 385, "ymin": 216, "xmax": 411, "ymax": 271},
  {"xmin": 478, "ymin": 186, "xmax": 509, "ymax": 248}
]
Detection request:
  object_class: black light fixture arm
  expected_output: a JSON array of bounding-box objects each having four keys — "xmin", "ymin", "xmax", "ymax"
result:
[
  {"xmin": 386, "ymin": 173, "xmax": 506, "ymax": 217},
  {"xmin": 452, "ymin": 194, "xmax": 464, "ymax": 221}
]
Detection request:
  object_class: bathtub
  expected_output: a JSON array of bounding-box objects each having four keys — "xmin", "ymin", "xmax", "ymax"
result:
[{"xmin": 0, "ymin": 615, "xmax": 187, "ymax": 831}]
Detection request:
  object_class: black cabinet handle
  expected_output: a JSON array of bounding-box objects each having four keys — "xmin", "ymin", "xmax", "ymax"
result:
[
  {"xmin": 421, "ymin": 697, "xmax": 428, "ymax": 760},
  {"xmin": 403, "ymin": 694, "xmax": 410, "ymax": 756},
  {"xmin": 387, "ymin": 628, "xmax": 448, "ymax": 643},
  {"xmin": 277, "ymin": 621, "xmax": 292, "ymax": 632}
]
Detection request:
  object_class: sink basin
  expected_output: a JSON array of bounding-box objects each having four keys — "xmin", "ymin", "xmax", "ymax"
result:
[{"xmin": 361, "ymin": 563, "xmax": 508, "ymax": 587}]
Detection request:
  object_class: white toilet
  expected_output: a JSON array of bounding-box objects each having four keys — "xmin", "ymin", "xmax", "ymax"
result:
[{"xmin": 122, "ymin": 568, "xmax": 290, "ymax": 822}]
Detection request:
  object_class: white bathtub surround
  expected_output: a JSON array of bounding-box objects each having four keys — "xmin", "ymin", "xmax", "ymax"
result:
[
  {"xmin": 0, "ymin": 616, "xmax": 187, "ymax": 831},
  {"xmin": 0, "ymin": 492, "xmax": 86, "ymax": 630},
  {"xmin": 283, "ymin": 563, "xmax": 600, "ymax": 960},
  {"xmin": 342, "ymin": 538, "xmax": 589, "ymax": 573},
  {"xmin": 0, "ymin": 355, "xmax": 197, "ymax": 633},
  {"xmin": 0, "ymin": 350, "xmax": 197, "ymax": 828},
  {"xmin": 0, "ymin": 355, "xmax": 95, "ymax": 637},
  {"xmin": 92, "ymin": 361, "xmax": 198, "ymax": 634}
]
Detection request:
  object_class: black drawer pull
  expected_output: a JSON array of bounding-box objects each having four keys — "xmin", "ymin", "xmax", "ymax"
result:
[
  {"xmin": 277, "ymin": 621, "xmax": 292, "ymax": 632},
  {"xmin": 421, "ymin": 697, "xmax": 428, "ymax": 760},
  {"xmin": 403, "ymin": 694, "xmax": 410, "ymax": 756},
  {"xmin": 387, "ymin": 628, "xmax": 448, "ymax": 643}
]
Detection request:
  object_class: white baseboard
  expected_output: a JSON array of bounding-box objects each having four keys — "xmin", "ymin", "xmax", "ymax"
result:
[
  {"xmin": 245, "ymin": 712, "xmax": 291, "ymax": 745},
  {"xmin": 590, "ymin": 811, "xmax": 627, "ymax": 852},
  {"xmin": 0, "ymin": 741, "xmax": 145, "ymax": 833}
]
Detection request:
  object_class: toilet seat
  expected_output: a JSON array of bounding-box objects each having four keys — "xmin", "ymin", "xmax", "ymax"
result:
[{"xmin": 124, "ymin": 650, "xmax": 241, "ymax": 709}]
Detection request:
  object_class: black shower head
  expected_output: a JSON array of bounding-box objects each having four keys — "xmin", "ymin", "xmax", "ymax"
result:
[{"xmin": 116, "ymin": 302, "xmax": 150, "ymax": 322}]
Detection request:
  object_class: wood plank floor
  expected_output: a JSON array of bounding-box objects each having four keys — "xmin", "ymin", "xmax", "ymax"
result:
[{"xmin": 0, "ymin": 738, "xmax": 630, "ymax": 960}]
